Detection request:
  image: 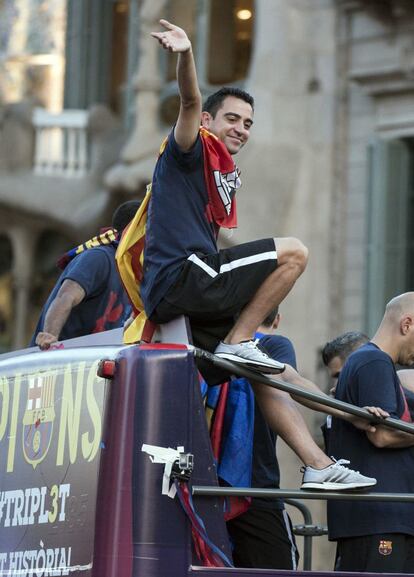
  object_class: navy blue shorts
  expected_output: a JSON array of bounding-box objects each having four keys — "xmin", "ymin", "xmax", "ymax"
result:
[
  {"xmin": 151, "ymin": 238, "xmax": 278, "ymax": 384},
  {"xmin": 152, "ymin": 238, "xmax": 277, "ymax": 324}
]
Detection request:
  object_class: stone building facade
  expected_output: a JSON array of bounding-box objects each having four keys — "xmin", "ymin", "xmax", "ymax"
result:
[{"xmin": 1, "ymin": 0, "xmax": 414, "ymax": 569}]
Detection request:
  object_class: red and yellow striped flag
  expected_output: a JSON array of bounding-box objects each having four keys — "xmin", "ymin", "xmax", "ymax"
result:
[{"xmin": 115, "ymin": 185, "xmax": 156, "ymax": 343}]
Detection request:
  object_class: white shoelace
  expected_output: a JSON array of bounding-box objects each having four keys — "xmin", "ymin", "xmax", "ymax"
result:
[
  {"xmin": 331, "ymin": 458, "xmax": 361, "ymax": 474},
  {"xmin": 301, "ymin": 458, "xmax": 355, "ymax": 474}
]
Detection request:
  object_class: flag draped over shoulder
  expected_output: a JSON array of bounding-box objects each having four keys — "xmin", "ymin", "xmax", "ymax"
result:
[
  {"xmin": 116, "ymin": 128, "xmax": 240, "ymax": 344},
  {"xmin": 115, "ymin": 186, "xmax": 156, "ymax": 344}
]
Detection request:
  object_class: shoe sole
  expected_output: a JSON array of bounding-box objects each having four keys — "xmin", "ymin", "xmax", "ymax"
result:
[
  {"xmin": 214, "ymin": 352, "xmax": 285, "ymax": 373},
  {"xmin": 301, "ymin": 481, "xmax": 376, "ymax": 491}
]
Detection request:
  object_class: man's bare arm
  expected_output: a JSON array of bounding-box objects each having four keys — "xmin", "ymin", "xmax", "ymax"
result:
[
  {"xmin": 367, "ymin": 426, "xmax": 414, "ymax": 448},
  {"xmin": 151, "ymin": 19, "xmax": 201, "ymax": 151},
  {"xmin": 360, "ymin": 369, "xmax": 414, "ymax": 446},
  {"xmin": 35, "ymin": 279, "xmax": 85, "ymax": 350},
  {"xmin": 281, "ymin": 364, "xmax": 388, "ymax": 432}
]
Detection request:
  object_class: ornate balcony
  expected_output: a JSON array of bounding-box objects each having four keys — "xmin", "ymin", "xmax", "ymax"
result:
[{"xmin": 32, "ymin": 108, "xmax": 90, "ymax": 177}]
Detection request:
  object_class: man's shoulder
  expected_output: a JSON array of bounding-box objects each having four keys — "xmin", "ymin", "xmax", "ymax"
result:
[
  {"xmin": 347, "ymin": 342, "xmax": 389, "ymax": 368},
  {"xmin": 159, "ymin": 127, "xmax": 202, "ymax": 164},
  {"xmin": 257, "ymin": 333, "xmax": 291, "ymax": 344},
  {"xmin": 63, "ymin": 245, "xmax": 114, "ymax": 281},
  {"xmin": 258, "ymin": 334, "xmax": 293, "ymax": 351},
  {"xmin": 258, "ymin": 334, "xmax": 296, "ymax": 367},
  {"xmin": 341, "ymin": 344, "xmax": 393, "ymax": 389}
]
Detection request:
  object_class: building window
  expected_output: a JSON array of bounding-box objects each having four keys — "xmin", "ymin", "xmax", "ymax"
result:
[
  {"xmin": 208, "ymin": 0, "xmax": 254, "ymax": 85},
  {"xmin": 64, "ymin": 0, "xmax": 129, "ymax": 115},
  {"xmin": 365, "ymin": 138, "xmax": 414, "ymax": 334}
]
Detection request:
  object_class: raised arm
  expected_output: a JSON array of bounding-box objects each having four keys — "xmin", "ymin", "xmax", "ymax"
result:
[
  {"xmin": 35, "ymin": 279, "xmax": 85, "ymax": 350},
  {"xmin": 151, "ymin": 19, "xmax": 202, "ymax": 151}
]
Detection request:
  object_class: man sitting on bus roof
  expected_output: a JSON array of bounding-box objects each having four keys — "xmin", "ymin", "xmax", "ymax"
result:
[{"xmin": 31, "ymin": 201, "xmax": 140, "ymax": 349}]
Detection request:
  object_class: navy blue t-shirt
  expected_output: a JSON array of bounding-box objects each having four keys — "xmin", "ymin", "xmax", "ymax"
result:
[
  {"xmin": 328, "ymin": 342, "xmax": 414, "ymax": 540},
  {"xmin": 249, "ymin": 334, "xmax": 297, "ymax": 510},
  {"xmin": 141, "ymin": 130, "xmax": 218, "ymax": 318},
  {"xmin": 31, "ymin": 245, "xmax": 130, "ymax": 344}
]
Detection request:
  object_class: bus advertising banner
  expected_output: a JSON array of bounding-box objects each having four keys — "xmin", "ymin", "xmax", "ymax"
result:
[{"xmin": 0, "ymin": 355, "xmax": 108, "ymax": 577}]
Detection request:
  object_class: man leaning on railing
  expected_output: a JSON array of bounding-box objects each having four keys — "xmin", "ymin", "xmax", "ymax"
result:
[{"xmin": 327, "ymin": 292, "xmax": 414, "ymax": 573}]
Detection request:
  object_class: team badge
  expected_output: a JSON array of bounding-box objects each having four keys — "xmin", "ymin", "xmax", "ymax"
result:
[
  {"xmin": 22, "ymin": 374, "xmax": 56, "ymax": 468},
  {"xmin": 378, "ymin": 540, "xmax": 393, "ymax": 556}
]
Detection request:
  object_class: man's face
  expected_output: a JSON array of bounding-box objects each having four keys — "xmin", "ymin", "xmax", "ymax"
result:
[
  {"xmin": 326, "ymin": 355, "xmax": 344, "ymax": 394},
  {"xmin": 201, "ymin": 96, "xmax": 253, "ymax": 155}
]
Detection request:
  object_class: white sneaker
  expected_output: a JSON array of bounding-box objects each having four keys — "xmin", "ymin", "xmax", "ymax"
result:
[
  {"xmin": 301, "ymin": 458, "xmax": 377, "ymax": 491},
  {"xmin": 214, "ymin": 340, "xmax": 285, "ymax": 374}
]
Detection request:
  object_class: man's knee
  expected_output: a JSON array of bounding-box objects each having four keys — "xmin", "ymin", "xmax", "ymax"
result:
[{"xmin": 275, "ymin": 237, "xmax": 308, "ymax": 273}]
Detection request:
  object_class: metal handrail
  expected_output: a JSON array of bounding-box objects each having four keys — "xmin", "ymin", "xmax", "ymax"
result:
[
  {"xmin": 192, "ymin": 487, "xmax": 414, "ymax": 571},
  {"xmin": 194, "ymin": 348, "xmax": 414, "ymax": 434},
  {"xmin": 192, "ymin": 486, "xmax": 414, "ymax": 502}
]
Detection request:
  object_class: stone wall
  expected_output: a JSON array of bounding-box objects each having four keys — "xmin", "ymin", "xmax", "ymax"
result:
[{"xmin": 337, "ymin": 1, "xmax": 414, "ymax": 330}]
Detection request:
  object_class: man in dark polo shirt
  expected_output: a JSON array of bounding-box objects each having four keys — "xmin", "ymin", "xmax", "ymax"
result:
[
  {"xmin": 31, "ymin": 201, "xmax": 139, "ymax": 349},
  {"xmin": 328, "ymin": 293, "xmax": 414, "ymax": 573}
]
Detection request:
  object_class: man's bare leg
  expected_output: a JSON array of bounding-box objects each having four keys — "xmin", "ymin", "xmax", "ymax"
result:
[
  {"xmin": 225, "ymin": 237, "xmax": 308, "ymax": 344},
  {"xmin": 252, "ymin": 381, "xmax": 332, "ymax": 468}
]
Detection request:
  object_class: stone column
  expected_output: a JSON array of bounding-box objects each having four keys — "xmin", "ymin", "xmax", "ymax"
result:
[
  {"xmin": 120, "ymin": 0, "xmax": 167, "ymax": 162},
  {"xmin": 105, "ymin": 0, "xmax": 167, "ymax": 192},
  {"xmin": 9, "ymin": 226, "xmax": 38, "ymax": 350}
]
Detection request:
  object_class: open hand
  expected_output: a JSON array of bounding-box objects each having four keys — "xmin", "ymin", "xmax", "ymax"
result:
[
  {"xmin": 349, "ymin": 406, "xmax": 389, "ymax": 433},
  {"xmin": 151, "ymin": 19, "xmax": 191, "ymax": 53},
  {"xmin": 364, "ymin": 406, "xmax": 390, "ymax": 419}
]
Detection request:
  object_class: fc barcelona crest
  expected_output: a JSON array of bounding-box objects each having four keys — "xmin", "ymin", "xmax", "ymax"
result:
[
  {"xmin": 22, "ymin": 374, "xmax": 56, "ymax": 468},
  {"xmin": 378, "ymin": 540, "xmax": 393, "ymax": 556}
]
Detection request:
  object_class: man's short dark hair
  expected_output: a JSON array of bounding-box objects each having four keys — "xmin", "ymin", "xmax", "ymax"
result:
[
  {"xmin": 322, "ymin": 331, "xmax": 369, "ymax": 366},
  {"xmin": 203, "ymin": 87, "xmax": 254, "ymax": 118},
  {"xmin": 112, "ymin": 200, "xmax": 141, "ymax": 233},
  {"xmin": 261, "ymin": 307, "xmax": 279, "ymax": 328}
]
